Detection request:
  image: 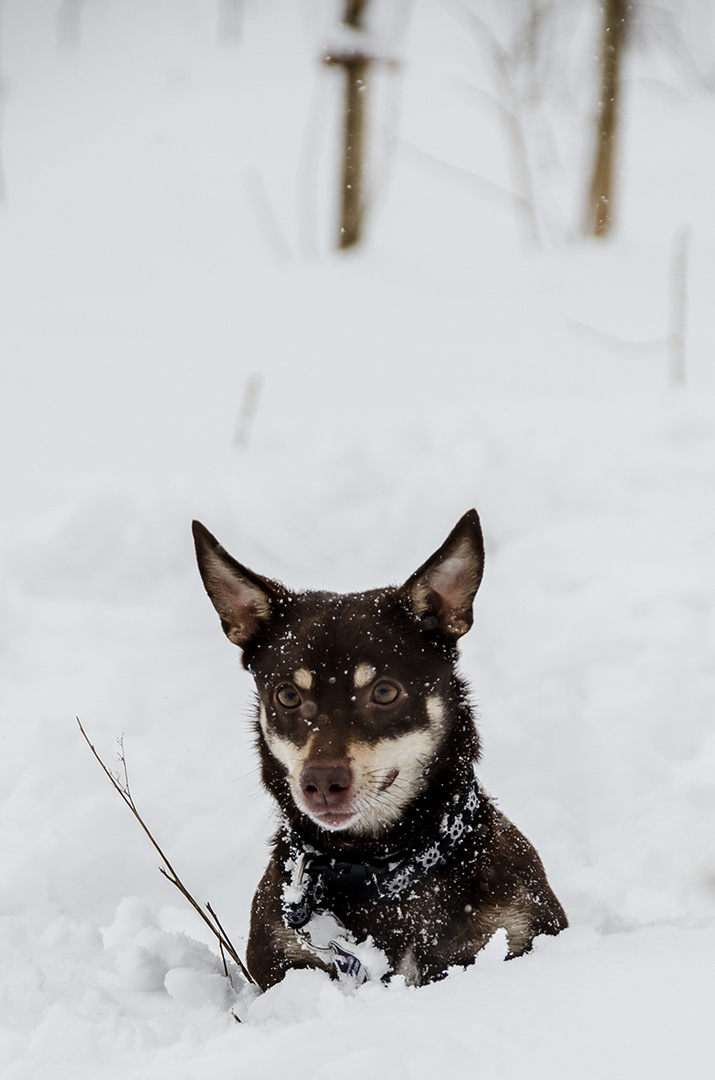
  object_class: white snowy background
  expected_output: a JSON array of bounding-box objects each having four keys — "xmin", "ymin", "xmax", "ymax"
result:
[{"xmin": 1, "ymin": 1, "xmax": 714, "ymax": 1076}]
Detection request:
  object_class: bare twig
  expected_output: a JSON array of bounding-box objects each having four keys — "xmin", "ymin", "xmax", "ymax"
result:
[
  {"xmin": 0, "ymin": 1, "xmax": 8, "ymax": 205},
  {"xmin": 243, "ymin": 168, "xmax": 294, "ymax": 264},
  {"xmin": 297, "ymin": 73, "xmax": 330, "ymax": 259},
  {"xmin": 76, "ymin": 717, "xmax": 258, "ymax": 990},
  {"xmin": 567, "ymin": 226, "xmax": 692, "ymax": 389},
  {"xmin": 218, "ymin": 939, "xmax": 229, "ymax": 979},
  {"xmin": 233, "ymin": 373, "xmax": 262, "ymax": 449},
  {"xmin": 359, "ymin": 0, "xmax": 410, "ymax": 236},
  {"xmin": 399, "ymin": 138, "xmax": 528, "ymax": 212},
  {"xmin": 669, "ymin": 225, "xmax": 690, "ymax": 386},
  {"xmin": 564, "ymin": 316, "xmax": 664, "ymax": 354},
  {"xmin": 450, "ymin": 0, "xmax": 541, "ymax": 245}
]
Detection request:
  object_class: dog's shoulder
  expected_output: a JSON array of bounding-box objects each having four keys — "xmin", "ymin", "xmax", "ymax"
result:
[{"xmin": 470, "ymin": 802, "xmax": 568, "ymax": 954}]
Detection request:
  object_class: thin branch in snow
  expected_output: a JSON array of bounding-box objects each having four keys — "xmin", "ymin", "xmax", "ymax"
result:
[
  {"xmin": 234, "ymin": 373, "xmax": 262, "ymax": 450},
  {"xmin": 669, "ymin": 225, "xmax": 690, "ymax": 387},
  {"xmin": 564, "ymin": 316, "xmax": 664, "ymax": 354},
  {"xmin": 76, "ymin": 717, "xmax": 259, "ymax": 992},
  {"xmin": 399, "ymin": 138, "xmax": 528, "ymax": 213},
  {"xmin": 243, "ymin": 167, "xmax": 294, "ymax": 264},
  {"xmin": 448, "ymin": 0, "xmax": 541, "ymax": 246}
]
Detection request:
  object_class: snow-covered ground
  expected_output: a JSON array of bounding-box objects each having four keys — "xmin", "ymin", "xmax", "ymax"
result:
[{"xmin": 1, "ymin": 2, "xmax": 714, "ymax": 1076}]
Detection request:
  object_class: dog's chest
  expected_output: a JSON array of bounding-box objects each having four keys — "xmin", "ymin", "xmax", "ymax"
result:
[
  {"xmin": 262, "ymin": 841, "xmax": 490, "ymax": 986},
  {"xmin": 335, "ymin": 861, "xmax": 482, "ymax": 959}
]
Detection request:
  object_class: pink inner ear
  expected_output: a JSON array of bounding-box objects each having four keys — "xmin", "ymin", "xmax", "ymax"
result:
[
  {"xmin": 428, "ymin": 544, "xmax": 477, "ymax": 609},
  {"xmin": 209, "ymin": 562, "xmax": 271, "ymax": 625}
]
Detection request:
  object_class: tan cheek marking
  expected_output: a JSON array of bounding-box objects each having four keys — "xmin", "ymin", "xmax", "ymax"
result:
[
  {"xmin": 353, "ymin": 663, "xmax": 376, "ymax": 689},
  {"xmin": 258, "ymin": 703, "xmax": 311, "ymax": 778},
  {"xmin": 346, "ymin": 727, "xmax": 442, "ymax": 834},
  {"xmin": 293, "ymin": 668, "xmax": 313, "ymax": 690},
  {"xmin": 349, "ymin": 729, "xmax": 436, "ymax": 774},
  {"xmin": 258, "ymin": 702, "xmax": 270, "ymax": 741},
  {"xmin": 425, "ymin": 693, "xmax": 447, "ymax": 732}
]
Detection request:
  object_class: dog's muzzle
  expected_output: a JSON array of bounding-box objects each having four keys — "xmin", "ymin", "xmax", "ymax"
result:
[{"xmin": 298, "ymin": 761, "xmax": 358, "ymax": 829}]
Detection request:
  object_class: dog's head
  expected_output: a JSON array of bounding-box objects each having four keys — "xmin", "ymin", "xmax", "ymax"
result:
[{"xmin": 193, "ymin": 512, "xmax": 484, "ymax": 838}]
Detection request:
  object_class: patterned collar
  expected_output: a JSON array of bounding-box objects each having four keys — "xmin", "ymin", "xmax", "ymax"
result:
[{"xmin": 281, "ymin": 773, "xmax": 482, "ymax": 931}]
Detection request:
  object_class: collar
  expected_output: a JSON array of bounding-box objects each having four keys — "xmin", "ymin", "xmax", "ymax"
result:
[{"xmin": 281, "ymin": 772, "xmax": 481, "ymax": 931}]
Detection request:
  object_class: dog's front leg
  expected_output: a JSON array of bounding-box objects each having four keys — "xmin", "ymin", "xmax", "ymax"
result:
[{"xmin": 246, "ymin": 855, "xmax": 333, "ymax": 990}]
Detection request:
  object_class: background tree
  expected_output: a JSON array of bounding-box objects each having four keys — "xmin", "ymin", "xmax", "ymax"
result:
[
  {"xmin": 56, "ymin": 0, "xmax": 85, "ymax": 49},
  {"xmin": 586, "ymin": 0, "xmax": 631, "ymax": 237},
  {"xmin": 325, "ymin": 0, "xmax": 374, "ymax": 250}
]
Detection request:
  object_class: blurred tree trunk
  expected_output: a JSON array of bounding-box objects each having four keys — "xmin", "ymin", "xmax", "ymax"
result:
[
  {"xmin": 57, "ymin": 0, "xmax": 85, "ymax": 49},
  {"xmin": 327, "ymin": 0, "xmax": 373, "ymax": 250},
  {"xmin": 586, "ymin": 0, "xmax": 630, "ymax": 237},
  {"xmin": 217, "ymin": 0, "xmax": 243, "ymax": 43}
]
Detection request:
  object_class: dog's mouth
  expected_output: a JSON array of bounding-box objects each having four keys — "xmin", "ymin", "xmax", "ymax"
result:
[
  {"xmin": 287, "ymin": 733, "xmax": 438, "ymax": 837},
  {"xmin": 309, "ymin": 808, "xmax": 361, "ymax": 831},
  {"xmin": 299, "ymin": 769, "xmax": 401, "ymax": 832}
]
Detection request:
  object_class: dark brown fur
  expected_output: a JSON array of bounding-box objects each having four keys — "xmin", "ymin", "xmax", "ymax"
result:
[{"xmin": 193, "ymin": 511, "xmax": 567, "ymax": 990}]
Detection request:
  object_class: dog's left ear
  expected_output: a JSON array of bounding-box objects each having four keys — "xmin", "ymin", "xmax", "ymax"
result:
[
  {"xmin": 399, "ymin": 509, "xmax": 484, "ymax": 640},
  {"xmin": 192, "ymin": 520, "xmax": 287, "ymax": 650}
]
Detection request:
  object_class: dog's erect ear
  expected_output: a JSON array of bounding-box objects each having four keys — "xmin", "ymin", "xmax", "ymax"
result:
[
  {"xmin": 399, "ymin": 509, "xmax": 484, "ymax": 640},
  {"xmin": 192, "ymin": 521, "xmax": 286, "ymax": 649}
]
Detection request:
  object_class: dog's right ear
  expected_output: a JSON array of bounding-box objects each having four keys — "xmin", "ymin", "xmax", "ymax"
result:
[
  {"xmin": 192, "ymin": 521, "xmax": 285, "ymax": 649},
  {"xmin": 399, "ymin": 509, "xmax": 485, "ymax": 640}
]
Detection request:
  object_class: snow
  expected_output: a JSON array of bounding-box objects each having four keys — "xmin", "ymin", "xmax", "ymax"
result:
[{"xmin": 1, "ymin": 1, "xmax": 714, "ymax": 1076}]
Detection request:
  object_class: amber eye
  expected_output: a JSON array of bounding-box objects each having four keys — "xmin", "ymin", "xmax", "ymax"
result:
[
  {"xmin": 371, "ymin": 681, "xmax": 400, "ymax": 705},
  {"xmin": 275, "ymin": 684, "xmax": 302, "ymax": 709}
]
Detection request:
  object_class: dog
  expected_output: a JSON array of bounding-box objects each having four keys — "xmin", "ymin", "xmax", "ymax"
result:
[{"xmin": 192, "ymin": 509, "xmax": 567, "ymax": 990}]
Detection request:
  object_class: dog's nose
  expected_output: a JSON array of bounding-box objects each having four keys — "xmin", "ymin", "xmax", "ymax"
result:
[{"xmin": 299, "ymin": 763, "xmax": 353, "ymax": 809}]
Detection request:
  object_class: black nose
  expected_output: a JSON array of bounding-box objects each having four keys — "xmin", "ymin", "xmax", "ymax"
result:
[{"xmin": 299, "ymin": 763, "xmax": 353, "ymax": 809}]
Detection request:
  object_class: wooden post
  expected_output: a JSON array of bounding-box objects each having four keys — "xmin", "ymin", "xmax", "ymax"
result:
[
  {"xmin": 57, "ymin": 0, "xmax": 85, "ymax": 49},
  {"xmin": 326, "ymin": 0, "xmax": 373, "ymax": 250},
  {"xmin": 586, "ymin": 0, "xmax": 629, "ymax": 237}
]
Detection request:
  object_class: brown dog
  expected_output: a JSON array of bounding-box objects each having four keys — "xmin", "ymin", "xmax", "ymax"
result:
[{"xmin": 193, "ymin": 510, "xmax": 567, "ymax": 989}]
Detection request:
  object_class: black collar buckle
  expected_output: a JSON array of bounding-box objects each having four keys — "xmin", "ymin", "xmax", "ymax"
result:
[{"xmin": 309, "ymin": 855, "xmax": 384, "ymax": 900}]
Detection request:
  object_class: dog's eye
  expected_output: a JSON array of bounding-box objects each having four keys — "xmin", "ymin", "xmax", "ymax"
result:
[
  {"xmin": 371, "ymin": 681, "xmax": 400, "ymax": 705},
  {"xmin": 275, "ymin": 684, "xmax": 302, "ymax": 709}
]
